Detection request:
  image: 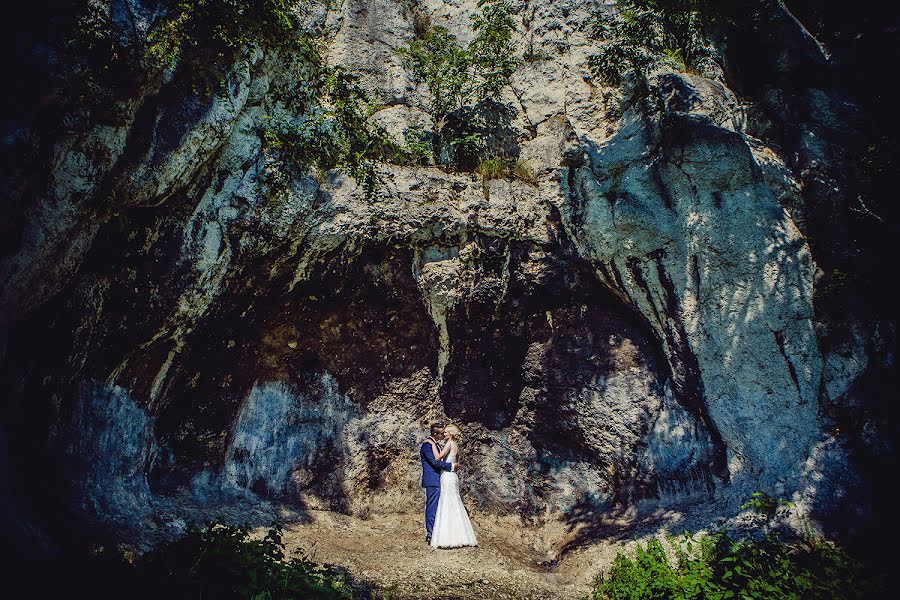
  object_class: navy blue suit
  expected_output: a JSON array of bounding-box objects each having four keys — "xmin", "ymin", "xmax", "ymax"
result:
[{"xmin": 420, "ymin": 438, "xmax": 453, "ymax": 540}]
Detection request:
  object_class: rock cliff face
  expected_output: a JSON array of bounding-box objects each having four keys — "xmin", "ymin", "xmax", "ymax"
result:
[{"xmin": 0, "ymin": 0, "xmax": 896, "ymax": 560}]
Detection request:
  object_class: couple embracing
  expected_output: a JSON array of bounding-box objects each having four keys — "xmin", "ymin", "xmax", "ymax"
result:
[{"xmin": 419, "ymin": 422, "xmax": 478, "ymax": 548}]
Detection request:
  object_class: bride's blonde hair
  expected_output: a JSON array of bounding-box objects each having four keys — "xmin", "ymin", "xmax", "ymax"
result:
[{"xmin": 444, "ymin": 424, "xmax": 461, "ymax": 439}]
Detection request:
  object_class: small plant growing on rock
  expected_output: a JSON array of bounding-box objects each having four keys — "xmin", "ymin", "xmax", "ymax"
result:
[
  {"xmin": 740, "ymin": 490, "xmax": 793, "ymax": 516},
  {"xmin": 661, "ymin": 46, "xmax": 686, "ymax": 71},
  {"xmin": 395, "ymin": 0, "xmax": 521, "ymax": 170},
  {"xmin": 588, "ymin": 0, "xmax": 709, "ymax": 88},
  {"xmin": 477, "ymin": 156, "xmax": 507, "ymax": 178},
  {"xmin": 476, "ymin": 157, "xmax": 539, "ymax": 198},
  {"xmin": 399, "ymin": 126, "xmax": 435, "ymax": 166}
]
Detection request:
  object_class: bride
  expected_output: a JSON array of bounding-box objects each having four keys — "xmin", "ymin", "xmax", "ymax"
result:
[{"xmin": 428, "ymin": 424, "xmax": 478, "ymax": 549}]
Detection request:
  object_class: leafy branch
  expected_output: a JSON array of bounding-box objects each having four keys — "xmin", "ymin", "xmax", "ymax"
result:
[
  {"xmin": 144, "ymin": 0, "xmax": 301, "ymax": 71},
  {"xmin": 395, "ymin": 0, "xmax": 521, "ymax": 168},
  {"xmin": 259, "ymin": 65, "xmax": 400, "ymax": 203},
  {"xmin": 588, "ymin": 0, "xmax": 709, "ymax": 87}
]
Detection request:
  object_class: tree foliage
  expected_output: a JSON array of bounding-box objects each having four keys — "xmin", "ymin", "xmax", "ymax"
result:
[
  {"xmin": 144, "ymin": 0, "xmax": 301, "ymax": 70},
  {"xmin": 260, "ymin": 65, "xmax": 401, "ymax": 203},
  {"xmin": 470, "ymin": 0, "xmax": 521, "ymax": 100},
  {"xmin": 588, "ymin": 0, "xmax": 708, "ymax": 86},
  {"xmin": 395, "ymin": 0, "xmax": 521, "ymax": 168},
  {"xmin": 395, "ymin": 24, "xmax": 473, "ymax": 121},
  {"xmin": 144, "ymin": 1, "xmax": 400, "ymax": 201}
]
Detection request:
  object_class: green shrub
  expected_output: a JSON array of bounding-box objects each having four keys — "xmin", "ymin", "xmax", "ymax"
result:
[
  {"xmin": 661, "ymin": 47, "xmax": 686, "ymax": 71},
  {"xmin": 138, "ymin": 520, "xmax": 353, "ymax": 599},
  {"xmin": 399, "ymin": 126, "xmax": 435, "ymax": 166},
  {"xmin": 740, "ymin": 491, "xmax": 793, "ymax": 516},
  {"xmin": 396, "ymin": 0, "xmax": 519, "ymax": 119},
  {"xmin": 589, "ymin": 4, "xmax": 659, "ymax": 86},
  {"xmin": 588, "ymin": 0, "xmax": 708, "ymax": 87},
  {"xmin": 395, "ymin": 1, "xmax": 520, "ymax": 168},
  {"xmin": 470, "ymin": 0, "xmax": 520, "ymax": 100},
  {"xmin": 395, "ymin": 23, "xmax": 473, "ymax": 128},
  {"xmin": 446, "ymin": 126, "xmax": 488, "ymax": 168},
  {"xmin": 588, "ymin": 529, "xmax": 882, "ymax": 600},
  {"xmin": 144, "ymin": 0, "xmax": 301, "ymax": 70},
  {"xmin": 144, "ymin": 7, "xmax": 192, "ymax": 69}
]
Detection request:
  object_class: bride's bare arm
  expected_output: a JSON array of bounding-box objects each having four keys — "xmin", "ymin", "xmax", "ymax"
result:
[{"xmin": 430, "ymin": 440, "xmax": 451, "ymax": 460}]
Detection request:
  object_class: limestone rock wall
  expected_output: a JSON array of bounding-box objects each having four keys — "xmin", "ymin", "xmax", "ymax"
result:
[{"xmin": 0, "ymin": 0, "xmax": 893, "ymax": 554}]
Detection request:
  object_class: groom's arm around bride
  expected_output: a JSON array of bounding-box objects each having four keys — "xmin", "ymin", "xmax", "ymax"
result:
[{"xmin": 420, "ymin": 439, "xmax": 456, "ymax": 474}]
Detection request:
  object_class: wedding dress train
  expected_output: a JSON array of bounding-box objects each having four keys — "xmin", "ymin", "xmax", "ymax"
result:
[{"xmin": 430, "ymin": 447, "xmax": 478, "ymax": 548}]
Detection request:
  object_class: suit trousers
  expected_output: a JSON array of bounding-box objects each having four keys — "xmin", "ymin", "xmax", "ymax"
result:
[{"xmin": 424, "ymin": 485, "xmax": 440, "ymax": 539}]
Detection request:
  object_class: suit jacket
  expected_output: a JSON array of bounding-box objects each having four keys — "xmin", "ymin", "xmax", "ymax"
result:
[{"xmin": 420, "ymin": 438, "xmax": 453, "ymax": 487}]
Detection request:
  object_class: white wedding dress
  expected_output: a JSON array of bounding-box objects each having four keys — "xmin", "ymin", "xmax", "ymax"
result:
[{"xmin": 430, "ymin": 445, "xmax": 478, "ymax": 548}]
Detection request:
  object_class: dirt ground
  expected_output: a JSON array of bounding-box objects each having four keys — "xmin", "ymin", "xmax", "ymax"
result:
[
  {"xmin": 162, "ymin": 491, "xmax": 737, "ymax": 599},
  {"xmin": 262, "ymin": 509, "xmax": 637, "ymax": 600}
]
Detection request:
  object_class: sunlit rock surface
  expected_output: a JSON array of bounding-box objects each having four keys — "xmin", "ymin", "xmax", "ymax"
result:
[{"xmin": 0, "ymin": 0, "xmax": 894, "ymax": 560}]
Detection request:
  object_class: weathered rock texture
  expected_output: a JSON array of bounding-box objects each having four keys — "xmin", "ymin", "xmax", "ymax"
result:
[{"xmin": 0, "ymin": 0, "xmax": 896, "ymax": 562}]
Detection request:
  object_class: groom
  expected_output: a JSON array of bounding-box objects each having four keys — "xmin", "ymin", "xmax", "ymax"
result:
[{"xmin": 420, "ymin": 421, "xmax": 456, "ymax": 544}]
